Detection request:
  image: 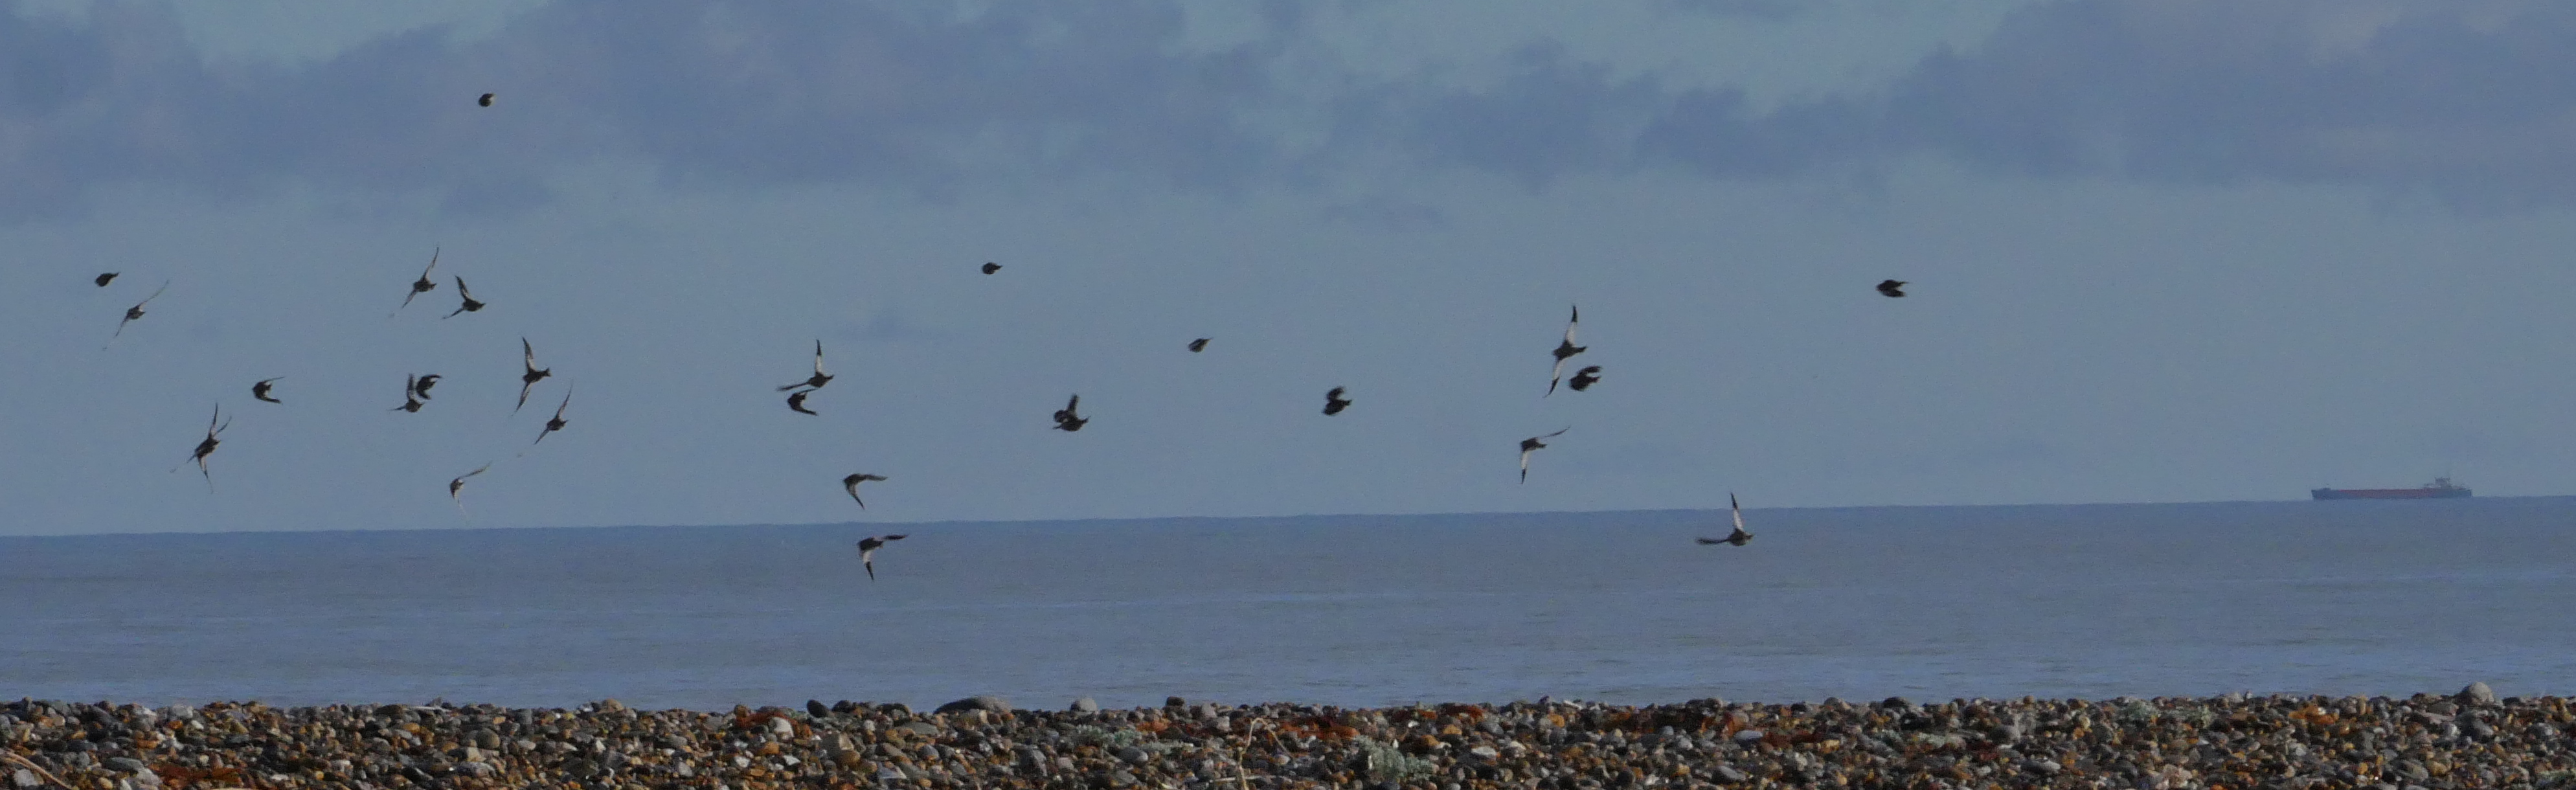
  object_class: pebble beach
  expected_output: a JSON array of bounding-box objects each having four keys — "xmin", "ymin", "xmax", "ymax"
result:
[{"xmin": 7, "ymin": 686, "xmax": 2573, "ymax": 790}]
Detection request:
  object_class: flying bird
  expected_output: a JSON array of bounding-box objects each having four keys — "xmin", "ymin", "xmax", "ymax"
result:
[
  {"xmin": 477, "ymin": 93, "xmax": 494, "ymax": 107},
  {"xmin": 1546, "ymin": 304, "xmax": 1587, "ymax": 396},
  {"xmin": 778, "ymin": 341, "xmax": 832, "ymax": 391},
  {"xmin": 855, "ymin": 534, "xmax": 907, "ymax": 581},
  {"xmin": 174, "ymin": 404, "xmax": 231, "ymax": 490},
  {"xmin": 841, "ymin": 473, "xmax": 888, "ymax": 508},
  {"xmin": 1697, "ymin": 493, "xmax": 1754, "ymax": 546},
  {"xmin": 515, "ymin": 338, "xmax": 552, "ymax": 412},
  {"xmin": 392, "ymin": 375, "xmax": 425, "ymax": 412},
  {"xmin": 1052, "ymin": 394, "xmax": 1088, "ymax": 432},
  {"xmin": 532, "ymin": 388, "xmax": 571, "ymax": 445},
  {"xmin": 395, "ymin": 249, "xmax": 440, "ymax": 315},
  {"xmin": 1518, "ymin": 427, "xmax": 1569, "ymax": 484},
  {"xmin": 1876, "ymin": 279, "xmax": 1907, "ymax": 298},
  {"xmin": 1567, "ymin": 366, "xmax": 1602, "ymax": 392},
  {"xmin": 251, "ymin": 378, "xmax": 284, "ymax": 404},
  {"xmin": 93, "ymin": 273, "xmax": 117, "ymax": 287},
  {"xmin": 444, "ymin": 276, "xmax": 485, "ymax": 318},
  {"xmin": 411, "ymin": 374, "xmax": 443, "ymax": 401},
  {"xmin": 1322, "ymin": 387, "xmax": 1352, "ymax": 416},
  {"xmin": 980, "ymin": 262, "xmax": 1001, "ymax": 275},
  {"xmin": 786, "ymin": 389, "xmax": 818, "ymax": 415},
  {"xmin": 449, "ymin": 464, "xmax": 492, "ymax": 515},
  {"xmin": 1187, "ymin": 338, "xmax": 1210, "ymax": 353},
  {"xmin": 108, "ymin": 280, "xmax": 170, "ymax": 344}
]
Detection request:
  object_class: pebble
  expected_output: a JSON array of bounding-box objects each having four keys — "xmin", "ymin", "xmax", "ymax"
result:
[
  {"xmin": 2462, "ymin": 682, "xmax": 2500, "ymax": 705},
  {"xmin": 935, "ymin": 695, "xmax": 1011, "ymax": 715},
  {"xmin": 1070, "ymin": 697, "xmax": 1100, "ymax": 713},
  {"xmin": 12, "ymin": 692, "xmax": 2576, "ymax": 789}
]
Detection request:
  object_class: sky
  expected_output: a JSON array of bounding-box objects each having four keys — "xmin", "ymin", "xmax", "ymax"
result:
[{"xmin": 6, "ymin": 0, "xmax": 2576, "ymax": 536}]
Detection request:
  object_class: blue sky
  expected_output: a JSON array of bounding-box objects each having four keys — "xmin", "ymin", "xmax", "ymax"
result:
[{"xmin": 6, "ymin": 0, "xmax": 2575, "ymax": 535}]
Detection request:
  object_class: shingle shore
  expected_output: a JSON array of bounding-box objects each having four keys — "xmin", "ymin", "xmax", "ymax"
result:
[{"xmin": 5, "ymin": 686, "xmax": 2570, "ymax": 789}]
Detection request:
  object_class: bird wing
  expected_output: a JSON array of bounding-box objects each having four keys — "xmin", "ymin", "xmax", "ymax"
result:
[
  {"xmin": 885, "ymin": 534, "xmax": 907, "ymax": 541},
  {"xmin": 1547, "ymin": 358, "xmax": 1568, "ymax": 395},
  {"xmin": 522, "ymin": 338, "xmax": 537, "ymax": 367},
  {"xmin": 139, "ymin": 280, "xmax": 170, "ymax": 306},
  {"xmin": 422, "ymin": 249, "xmax": 439, "ymax": 278},
  {"xmin": 1731, "ymin": 493, "xmax": 1746, "ymax": 532},
  {"xmin": 1327, "ymin": 387, "xmax": 1344, "ymax": 399},
  {"xmin": 844, "ymin": 478, "xmax": 866, "ymax": 506},
  {"xmin": 554, "ymin": 388, "xmax": 572, "ymax": 418},
  {"xmin": 450, "ymin": 465, "xmax": 491, "ymax": 499},
  {"xmin": 813, "ymin": 341, "xmax": 827, "ymax": 376},
  {"xmin": 454, "ymin": 276, "xmax": 471, "ymax": 297},
  {"xmin": 1539, "ymin": 427, "xmax": 1570, "ymax": 440},
  {"xmin": 1066, "ymin": 394, "xmax": 1080, "ymax": 412}
]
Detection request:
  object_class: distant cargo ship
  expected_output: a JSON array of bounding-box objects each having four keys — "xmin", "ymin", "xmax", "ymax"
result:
[{"xmin": 2311, "ymin": 477, "xmax": 2471, "ymax": 500}]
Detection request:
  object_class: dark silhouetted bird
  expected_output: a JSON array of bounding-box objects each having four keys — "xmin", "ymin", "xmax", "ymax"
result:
[
  {"xmin": 174, "ymin": 404, "xmax": 230, "ymax": 490},
  {"xmin": 251, "ymin": 378, "xmax": 284, "ymax": 404},
  {"xmin": 842, "ymin": 473, "xmax": 888, "ymax": 508},
  {"xmin": 396, "ymin": 249, "xmax": 439, "ymax": 315},
  {"xmin": 856, "ymin": 534, "xmax": 907, "ymax": 581},
  {"xmin": 1876, "ymin": 279, "xmax": 1907, "ymax": 298},
  {"xmin": 1546, "ymin": 304, "xmax": 1587, "ymax": 396},
  {"xmin": 1519, "ymin": 427, "xmax": 1569, "ymax": 484},
  {"xmin": 786, "ymin": 389, "xmax": 818, "ymax": 415},
  {"xmin": 444, "ymin": 276, "xmax": 485, "ymax": 318},
  {"xmin": 393, "ymin": 375, "xmax": 425, "ymax": 412},
  {"xmin": 1323, "ymin": 387, "xmax": 1352, "ymax": 416},
  {"xmin": 981, "ymin": 262, "xmax": 1001, "ymax": 275},
  {"xmin": 1697, "ymin": 493, "xmax": 1754, "ymax": 546},
  {"xmin": 1188, "ymin": 338, "xmax": 1209, "ymax": 353},
  {"xmin": 1052, "ymin": 394, "xmax": 1088, "ymax": 431},
  {"xmin": 1568, "ymin": 366, "xmax": 1602, "ymax": 392},
  {"xmin": 532, "ymin": 389, "xmax": 571, "ymax": 445},
  {"xmin": 778, "ymin": 341, "xmax": 832, "ymax": 391},
  {"xmin": 515, "ymin": 338, "xmax": 552, "ymax": 412},
  {"xmin": 449, "ymin": 464, "xmax": 491, "ymax": 515},
  {"xmin": 478, "ymin": 93, "xmax": 493, "ymax": 107},
  {"xmin": 411, "ymin": 374, "xmax": 443, "ymax": 401},
  {"xmin": 109, "ymin": 280, "xmax": 169, "ymax": 344},
  {"xmin": 94, "ymin": 273, "xmax": 117, "ymax": 287}
]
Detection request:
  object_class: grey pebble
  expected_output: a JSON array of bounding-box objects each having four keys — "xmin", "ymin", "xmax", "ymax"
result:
[
  {"xmin": 2460, "ymin": 683, "xmax": 2499, "ymax": 705},
  {"xmin": 1712, "ymin": 764, "xmax": 1749, "ymax": 782},
  {"xmin": 937, "ymin": 695, "xmax": 1012, "ymax": 714},
  {"xmin": 105, "ymin": 756, "xmax": 148, "ymax": 774},
  {"xmin": 1070, "ymin": 697, "xmax": 1100, "ymax": 713}
]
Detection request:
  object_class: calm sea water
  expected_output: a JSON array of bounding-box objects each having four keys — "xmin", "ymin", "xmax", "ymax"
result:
[{"xmin": 7, "ymin": 498, "xmax": 2575, "ymax": 710}]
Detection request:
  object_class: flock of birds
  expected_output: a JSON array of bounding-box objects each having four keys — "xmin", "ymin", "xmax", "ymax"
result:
[{"xmin": 85, "ymin": 92, "xmax": 1926, "ymax": 581}]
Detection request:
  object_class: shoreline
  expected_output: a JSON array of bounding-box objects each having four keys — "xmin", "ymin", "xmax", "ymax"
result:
[{"xmin": 6, "ymin": 688, "xmax": 2566, "ymax": 789}]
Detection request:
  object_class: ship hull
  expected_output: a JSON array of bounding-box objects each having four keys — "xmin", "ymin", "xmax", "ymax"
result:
[{"xmin": 2311, "ymin": 486, "xmax": 2471, "ymax": 500}]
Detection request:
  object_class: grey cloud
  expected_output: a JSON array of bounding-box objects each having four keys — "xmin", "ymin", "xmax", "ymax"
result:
[
  {"xmin": 6, "ymin": 0, "xmax": 2576, "ymax": 215},
  {"xmin": 0, "ymin": 0, "xmax": 1289, "ymax": 214},
  {"xmin": 1649, "ymin": 0, "xmax": 2576, "ymax": 205}
]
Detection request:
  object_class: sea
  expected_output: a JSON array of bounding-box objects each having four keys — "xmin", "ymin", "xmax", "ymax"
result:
[{"xmin": 6, "ymin": 497, "xmax": 2575, "ymax": 712}]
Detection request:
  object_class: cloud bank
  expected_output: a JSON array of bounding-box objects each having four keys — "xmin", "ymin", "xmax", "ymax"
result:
[{"xmin": 3, "ymin": 0, "xmax": 2575, "ymax": 215}]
